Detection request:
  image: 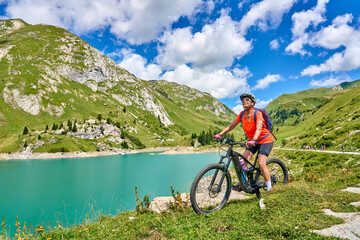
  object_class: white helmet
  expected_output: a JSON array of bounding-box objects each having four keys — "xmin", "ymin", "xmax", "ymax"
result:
[{"xmin": 240, "ymin": 93, "xmax": 256, "ymax": 103}]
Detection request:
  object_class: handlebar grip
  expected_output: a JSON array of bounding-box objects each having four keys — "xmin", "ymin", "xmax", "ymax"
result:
[{"xmin": 239, "ymin": 143, "xmax": 247, "ymax": 148}]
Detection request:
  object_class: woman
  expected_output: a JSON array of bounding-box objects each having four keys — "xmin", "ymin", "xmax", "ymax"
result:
[{"xmin": 214, "ymin": 93, "xmax": 274, "ymax": 191}]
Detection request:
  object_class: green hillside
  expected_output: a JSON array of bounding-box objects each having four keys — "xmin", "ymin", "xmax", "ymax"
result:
[
  {"xmin": 0, "ymin": 19, "xmax": 240, "ymax": 153},
  {"xmin": 270, "ymin": 82, "xmax": 360, "ymax": 151}
]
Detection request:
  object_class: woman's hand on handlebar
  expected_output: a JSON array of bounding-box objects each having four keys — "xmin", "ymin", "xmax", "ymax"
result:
[
  {"xmin": 214, "ymin": 134, "xmax": 221, "ymax": 140},
  {"xmin": 246, "ymin": 140, "xmax": 256, "ymax": 148}
]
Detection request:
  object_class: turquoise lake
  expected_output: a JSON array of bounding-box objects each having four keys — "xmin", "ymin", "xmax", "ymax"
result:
[{"xmin": 0, "ymin": 152, "xmax": 220, "ymax": 234}]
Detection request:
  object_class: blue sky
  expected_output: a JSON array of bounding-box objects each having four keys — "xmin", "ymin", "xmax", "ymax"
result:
[{"xmin": 1, "ymin": 0, "xmax": 360, "ymax": 113}]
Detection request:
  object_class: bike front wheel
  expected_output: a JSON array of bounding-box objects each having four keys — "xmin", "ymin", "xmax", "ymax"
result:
[{"xmin": 190, "ymin": 164, "xmax": 231, "ymax": 214}]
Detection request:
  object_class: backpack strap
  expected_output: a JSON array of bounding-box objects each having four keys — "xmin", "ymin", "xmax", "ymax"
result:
[
  {"xmin": 256, "ymin": 132, "xmax": 271, "ymax": 142},
  {"xmin": 240, "ymin": 111, "xmax": 245, "ymax": 123},
  {"xmin": 253, "ymin": 109, "xmax": 258, "ymax": 124}
]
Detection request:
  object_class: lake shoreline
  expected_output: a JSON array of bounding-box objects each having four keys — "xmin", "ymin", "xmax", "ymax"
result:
[
  {"xmin": 1, "ymin": 146, "xmax": 358, "ymax": 160},
  {"xmin": 0, "ymin": 146, "xmax": 221, "ymax": 160}
]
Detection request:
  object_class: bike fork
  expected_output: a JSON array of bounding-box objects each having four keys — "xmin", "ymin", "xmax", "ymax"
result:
[{"xmin": 208, "ymin": 157, "xmax": 231, "ymax": 192}]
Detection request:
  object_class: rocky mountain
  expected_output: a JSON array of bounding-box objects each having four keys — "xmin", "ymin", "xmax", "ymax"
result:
[{"xmin": 0, "ymin": 19, "xmax": 238, "ymax": 153}]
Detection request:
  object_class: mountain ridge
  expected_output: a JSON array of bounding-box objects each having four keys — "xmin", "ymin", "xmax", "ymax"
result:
[
  {"xmin": 268, "ymin": 80, "xmax": 360, "ymax": 150},
  {"xmin": 0, "ymin": 19, "xmax": 238, "ymax": 153}
]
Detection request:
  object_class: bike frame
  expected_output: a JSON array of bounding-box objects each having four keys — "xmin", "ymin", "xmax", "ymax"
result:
[{"xmin": 210, "ymin": 142, "xmax": 262, "ymax": 194}]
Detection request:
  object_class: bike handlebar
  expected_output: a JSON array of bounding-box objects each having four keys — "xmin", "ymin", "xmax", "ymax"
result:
[{"xmin": 214, "ymin": 137, "xmax": 248, "ymax": 147}]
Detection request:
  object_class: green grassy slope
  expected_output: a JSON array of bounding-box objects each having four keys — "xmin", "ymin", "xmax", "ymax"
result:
[
  {"xmin": 266, "ymin": 79, "xmax": 360, "ymax": 126},
  {"xmin": 273, "ymin": 84, "xmax": 360, "ymax": 150},
  {"xmin": 0, "ymin": 19, "xmax": 239, "ymax": 153}
]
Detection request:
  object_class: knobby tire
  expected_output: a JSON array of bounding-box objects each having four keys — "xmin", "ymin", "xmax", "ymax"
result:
[{"xmin": 190, "ymin": 164, "xmax": 231, "ymax": 214}]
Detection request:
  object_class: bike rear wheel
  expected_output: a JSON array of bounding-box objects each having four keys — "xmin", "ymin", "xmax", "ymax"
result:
[
  {"xmin": 258, "ymin": 158, "xmax": 289, "ymax": 188},
  {"xmin": 190, "ymin": 164, "xmax": 231, "ymax": 214}
]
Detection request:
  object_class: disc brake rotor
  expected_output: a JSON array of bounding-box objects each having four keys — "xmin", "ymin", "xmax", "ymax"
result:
[{"xmin": 208, "ymin": 184, "xmax": 220, "ymax": 198}]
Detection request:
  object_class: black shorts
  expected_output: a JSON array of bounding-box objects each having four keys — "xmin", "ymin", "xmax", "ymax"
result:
[{"xmin": 247, "ymin": 142, "xmax": 274, "ymax": 157}]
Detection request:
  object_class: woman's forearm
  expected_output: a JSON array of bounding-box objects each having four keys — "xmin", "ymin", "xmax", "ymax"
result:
[
  {"xmin": 219, "ymin": 120, "xmax": 238, "ymax": 136},
  {"xmin": 253, "ymin": 128, "xmax": 262, "ymax": 140},
  {"xmin": 220, "ymin": 125, "xmax": 233, "ymax": 136},
  {"xmin": 253, "ymin": 121, "xmax": 263, "ymax": 140}
]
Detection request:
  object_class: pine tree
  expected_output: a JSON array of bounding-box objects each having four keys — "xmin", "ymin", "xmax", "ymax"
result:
[
  {"xmin": 59, "ymin": 123, "xmax": 63, "ymax": 129},
  {"xmin": 121, "ymin": 141, "xmax": 129, "ymax": 149},
  {"xmin": 205, "ymin": 131, "xmax": 211, "ymax": 145},
  {"xmin": 107, "ymin": 118, "xmax": 112, "ymax": 124},
  {"xmin": 72, "ymin": 123, "xmax": 77, "ymax": 132},
  {"xmin": 123, "ymin": 107, "xmax": 126, "ymax": 113},
  {"xmin": 45, "ymin": 125, "xmax": 49, "ymax": 131},
  {"xmin": 121, "ymin": 131, "xmax": 126, "ymax": 139},
  {"xmin": 38, "ymin": 135, "xmax": 42, "ymax": 140},
  {"xmin": 24, "ymin": 141, "xmax": 28, "ymax": 148},
  {"xmin": 23, "ymin": 126, "xmax": 29, "ymax": 135},
  {"xmin": 199, "ymin": 131, "xmax": 206, "ymax": 145},
  {"xmin": 52, "ymin": 123, "xmax": 58, "ymax": 130},
  {"xmin": 67, "ymin": 120, "xmax": 72, "ymax": 131},
  {"xmin": 97, "ymin": 114, "xmax": 102, "ymax": 121}
]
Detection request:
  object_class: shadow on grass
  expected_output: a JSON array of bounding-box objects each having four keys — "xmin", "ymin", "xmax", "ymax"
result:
[{"xmin": 0, "ymin": 40, "xmax": 9, "ymax": 45}]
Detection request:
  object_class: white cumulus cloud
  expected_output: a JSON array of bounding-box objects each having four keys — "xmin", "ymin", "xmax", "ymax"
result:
[
  {"xmin": 286, "ymin": 0, "xmax": 329, "ymax": 55},
  {"xmin": 309, "ymin": 74, "xmax": 351, "ymax": 87},
  {"xmin": 286, "ymin": 34, "xmax": 310, "ymax": 56},
  {"xmin": 156, "ymin": 14, "xmax": 252, "ymax": 70},
  {"xmin": 161, "ymin": 65, "xmax": 251, "ymax": 99},
  {"xmin": 2, "ymin": 0, "xmax": 202, "ymax": 44},
  {"xmin": 252, "ymin": 74, "xmax": 283, "ymax": 90},
  {"xmin": 270, "ymin": 39, "xmax": 280, "ymax": 50},
  {"xmin": 232, "ymin": 104, "xmax": 244, "ymax": 114},
  {"xmin": 118, "ymin": 50, "xmax": 162, "ymax": 80},
  {"xmin": 291, "ymin": 0, "xmax": 328, "ymax": 37},
  {"xmin": 256, "ymin": 99, "xmax": 272, "ymax": 109},
  {"xmin": 302, "ymin": 14, "xmax": 360, "ymax": 76},
  {"xmin": 239, "ymin": 0, "xmax": 297, "ymax": 34}
]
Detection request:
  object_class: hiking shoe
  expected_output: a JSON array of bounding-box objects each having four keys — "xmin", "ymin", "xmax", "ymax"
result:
[{"xmin": 231, "ymin": 183, "xmax": 242, "ymax": 192}]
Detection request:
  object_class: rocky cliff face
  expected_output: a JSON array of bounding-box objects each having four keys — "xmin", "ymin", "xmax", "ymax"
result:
[{"xmin": 0, "ymin": 19, "xmax": 237, "ymax": 151}]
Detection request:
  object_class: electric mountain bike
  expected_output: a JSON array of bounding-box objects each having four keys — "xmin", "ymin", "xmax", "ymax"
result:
[{"xmin": 190, "ymin": 138, "xmax": 288, "ymax": 214}]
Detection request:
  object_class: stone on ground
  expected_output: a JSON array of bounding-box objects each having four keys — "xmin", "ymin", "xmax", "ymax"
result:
[
  {"xmin": 150, "ymin": 190, "xmax": 250, "ymax": 213},
  {"xmin": 311, "ymin": 183, "xmax": 360, "ymax": 240}
]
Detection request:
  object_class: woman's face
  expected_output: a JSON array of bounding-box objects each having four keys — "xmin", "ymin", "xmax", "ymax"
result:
[{"xmin": 242, "ymin": 97, "xmax": 253, "ymax": 108}]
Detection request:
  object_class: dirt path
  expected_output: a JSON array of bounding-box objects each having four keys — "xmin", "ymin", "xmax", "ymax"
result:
[{"xmin": 311, "ymin": 183, "xmax": 360, "ymax": 240}]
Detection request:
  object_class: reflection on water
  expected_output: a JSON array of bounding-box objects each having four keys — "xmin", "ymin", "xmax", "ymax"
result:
[{"xmin": 0, "ymin": 152, "xmax": 219, "ymax": 234}]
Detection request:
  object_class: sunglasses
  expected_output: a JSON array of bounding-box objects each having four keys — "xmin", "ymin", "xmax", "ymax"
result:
[{"xmin": 241, "ymin": 98, "xmax": 251, "ymax": 103}]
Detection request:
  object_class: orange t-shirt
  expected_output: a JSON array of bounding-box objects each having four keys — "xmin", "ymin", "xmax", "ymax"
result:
[{"xmin": 235, "ymin": 109, "xmax": 274, "ymax": 144}]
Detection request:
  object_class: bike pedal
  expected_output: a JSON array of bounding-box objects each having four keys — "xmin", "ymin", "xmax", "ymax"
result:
[
  {"xmin": 258, "ymin": 181, "xmax": 266, "ymax": 188},
  {"xmin": 231, "ymin": 184, "xmax": 243, "ymax": 192}
]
